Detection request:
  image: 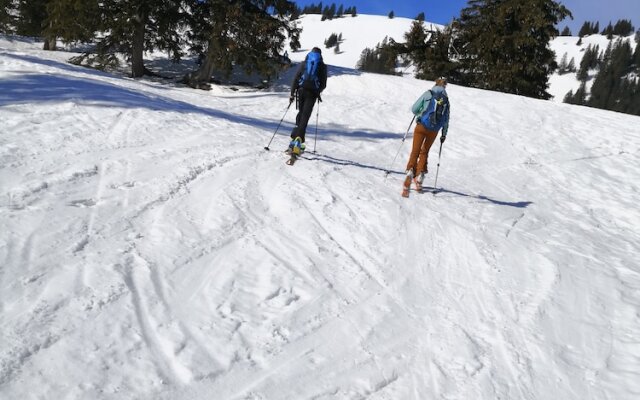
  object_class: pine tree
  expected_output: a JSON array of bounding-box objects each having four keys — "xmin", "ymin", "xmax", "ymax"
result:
[
  {"xmin": 578, "ymin": 21, "xmax": 591, "ymax": 37},
  {"xmin": 15, "ymin": 0, "xmax": 48, "ymax": 37},
  {"xmin": 576, "ymin": 44, "xmax": 600, "ymax": 81},
  {"xmin": 560, "ymin": 26, "xmax": 571, "ymax": 36},
  {"xmin": 334, "ymin": 42, "xmax": 340, "ymax": 53},
  {"xmin": 558, "ymin": 52, "xmax": 568, "ymax": 74},
  {"xmin": 415, "ymin": 12, "xmax": 425, "ymax": 22},
  {"xmin": 588, "ymin": 39, "xmax": 635, "ymax": 113},
  {"xmin": 14, "ymin": 0, "xmax": 61, "ymax": 49},
  {"xmin": 388, "ymin": 11, "xmax": 394, "ymax": 19},
  {"xmin": 303, "ymin": 3, "xmax": 323, "ymax": 14},
  {"xmin": 321, "ymin": 5, "xmax": 329, "ymax": 20},
  {"xmin": 183, "ymin": 0, "xmax": 300, "ymax": 89},
  {"xmin": 419, "ymin": 26, "xmax": 458, "ymax": 81},
  {"xmin": 613, "ymin": 19, "xmax": 634, "ymax": 36},
  {"xmin": 571, "ymin": 82, "xmax": 587, "ymax": 104},
  {"xmin": 75, "ymin": 0, "xmax": 186, "ymax": 77},
  {"xmin": 351, "ymin": 6, "xmax": 356, "ymax": 17},
  {"xmin": 567, "ymin": 56, "xmax": 576, "ymax": 72},
  {"xmin": 403, "ymin": 20, "xmax": 429, "ymax": 73},
  {"xmin": 328, "ymin": 3, "xmax": 336, "ymax": 19},
  {"xmin": 0, "ymin": 0, "xmax": 14, "ymax": 33},
  {"xmin": 455, "ymin": 0, "xmax": 571, "ymax": 99},
  {"xmin": 291, "ymin": 6, "xmax": 301, "ymax": 19},
  {"xmin": 324, "ymin": 32, "xmax": 338, "ymax": 48},
  {"xmin": 44, "ymin": 0, "xmax": 100, "ymax": 45},
  {"xmin": 336, "ymin": 4, "xmax": 343, "ymax": 17},
  {"xmin": 563, "ymin": 89, "xmax": 574, "ymax": 103},
  {"xmin": 601, "ymin": 41, "xmax": 612, "ymax": 65},
  {"xmin": 357, "ymin": 37, "xmax": 398, "ymax": 75},
  {"xmin": 593, "ymin": 22, "xmax": 600, "ymax": 34}
]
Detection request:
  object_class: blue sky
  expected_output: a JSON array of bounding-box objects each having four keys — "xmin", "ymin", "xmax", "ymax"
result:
[{"xmin": 296, "ymin": 0, "xmax": 639, "ymax": 34}]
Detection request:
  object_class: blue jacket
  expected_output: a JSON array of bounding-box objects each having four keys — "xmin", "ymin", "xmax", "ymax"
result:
[{"xmin": 411, "ymin": 85, "xmax": 450, "ymax": 135}]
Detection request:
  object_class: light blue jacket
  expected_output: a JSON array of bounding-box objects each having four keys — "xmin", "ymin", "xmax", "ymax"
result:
[{"xmin": 411, "ymin": 85, "xmax": 450, "ymax": 135}]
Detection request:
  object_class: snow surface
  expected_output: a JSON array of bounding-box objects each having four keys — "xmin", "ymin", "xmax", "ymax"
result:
[{"xmin": 2, "ymin": 18, "xmax": 640, "ymax": 400}]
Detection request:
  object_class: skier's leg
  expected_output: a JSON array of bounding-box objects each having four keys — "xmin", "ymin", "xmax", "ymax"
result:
[
  {"xmin": 296, "ymin": 91, "xmax": 317, "ymax": 143},
  {"xmin": 417, "ymin": 128, "xmax": 438, "ymax": 175},
  {"xmin": 405, "ymin": 124, "xmax": 427, "ymax": 175}
]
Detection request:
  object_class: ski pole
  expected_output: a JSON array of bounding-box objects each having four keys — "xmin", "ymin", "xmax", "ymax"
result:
[
  {"xmin": 384, "ymin": 115, "xmax": 416, "ymax": 178},
  {"xmin": 313, "ymin": 97, "xmax": 320, "ymax": 153},
  {"xmin": 433, "ymin": 140, "xmax": 444, "ymax": 193},
  {"xmin": 264, "ymin": 101, "xmax": 293, "ymax": 151}
]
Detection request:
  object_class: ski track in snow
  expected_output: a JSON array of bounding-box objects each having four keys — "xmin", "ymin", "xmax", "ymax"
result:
[{"xmin": 2, "ymin": 28, "xmax": 640, "ymax": 400}]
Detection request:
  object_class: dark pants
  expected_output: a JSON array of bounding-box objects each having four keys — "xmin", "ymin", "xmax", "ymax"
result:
[{"xmin": 291, "ymin": 89, "xmax": 318, "ymax": 143}]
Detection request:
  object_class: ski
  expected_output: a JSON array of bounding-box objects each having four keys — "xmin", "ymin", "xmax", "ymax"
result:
[
  {"xmin": 413, "ymin": 178, "xmax": 423, "ymax": 193},
  {"xmin": 285, "ymin": 136, "xmax": 304, "ymax": 166},
  {"xmin": 420, "ymin": 186, "xmax": 442, "ymax": 194},
  {"xmin": 286, "ymin": 154, "xmax": 298, "ymax": 165}
]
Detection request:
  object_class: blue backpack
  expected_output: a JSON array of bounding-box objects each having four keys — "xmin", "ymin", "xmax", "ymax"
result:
[
  {"xmin": 298, "ymin": 51, "xmax": 322, "ymax": 90},
  {"xmin": 419, "ymin": 90, "xmax": 449, "ymax": 131}
]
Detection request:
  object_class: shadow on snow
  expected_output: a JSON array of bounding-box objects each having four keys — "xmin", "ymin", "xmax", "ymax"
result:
[
  {"xmin": 0, "ymin": 54, "xmax": 293, "ymax": 133},
  {"xmin": 302, "ymin": 152, "xmax": 391, "ymax": 174},
  {"xmin": 302, "ymin": 153, "xmax": 532, "ymax": 208},
  {"xmin": 0, "ymin": 53, "xmax": 399, "ymax": 143},
  {"xmin": 431, "ymin": 187, "xmax": 533, "ymax": 208}
]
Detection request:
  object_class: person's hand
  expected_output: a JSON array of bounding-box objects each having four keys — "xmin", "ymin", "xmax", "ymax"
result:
[
  {"xmin": 289, "ymin": 96, "xmax": 294, "ymax": 104},
  {"xmin": 440, "ymin": 134, "xmax": 447, "ymax": 144},
  {"xmin": 318, "ymin": 94, "xmax": 323, "ymax": 102}
]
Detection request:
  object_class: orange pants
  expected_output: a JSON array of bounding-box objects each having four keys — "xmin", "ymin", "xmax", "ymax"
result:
[{"xmin": 405, "ymin": 123, "xmax": 438, "ymax": 175}]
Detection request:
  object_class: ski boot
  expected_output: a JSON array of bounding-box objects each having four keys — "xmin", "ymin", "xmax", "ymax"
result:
[
  {"xmin": 291, "ymin": 137, "xmax": 303, "ymax": 156},
  {"xmin": 414, "ymin": 172, "xmax": 425, "ymax": 192},
  {"xmin": 402, "ymin": 170, "xmax": 413, "ymax": 198}
]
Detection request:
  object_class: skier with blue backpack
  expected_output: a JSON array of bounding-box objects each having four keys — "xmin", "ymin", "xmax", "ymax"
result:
[
  {"xmin": 402, "ymin": 77, "xmax": 450, "ymax": 197},
  {"xmin": 287, "ymin": 47, "xmax": 327, "ymax": 160}
]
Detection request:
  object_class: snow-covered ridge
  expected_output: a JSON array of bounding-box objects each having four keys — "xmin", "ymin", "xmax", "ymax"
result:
[
  {"xmin": 1, "ymin": 30, "xmax": 640, "ymax": 400},
  {"xmin": 290, "ymin": 14, "xmax": 443, "ymax": 69}
]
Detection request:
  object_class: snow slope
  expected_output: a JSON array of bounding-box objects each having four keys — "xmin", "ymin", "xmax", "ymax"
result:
[
  {"xmin": 289, "ymin": 14, "xmax": 442, "ymax": 70},
  {"xmin": 2, "ymin": 32, "xmax": 640, "ymax": 400}
]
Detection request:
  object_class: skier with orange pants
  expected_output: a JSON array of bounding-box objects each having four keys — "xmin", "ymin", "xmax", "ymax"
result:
[{"xmin": 402, "ymin": 77, "xmax": 450, "ymax": 197}]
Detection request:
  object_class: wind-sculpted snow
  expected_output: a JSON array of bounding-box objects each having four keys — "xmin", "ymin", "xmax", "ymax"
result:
[{"xmin": 1, "ymin": 31, "xmax": 640, "ymax": 400}]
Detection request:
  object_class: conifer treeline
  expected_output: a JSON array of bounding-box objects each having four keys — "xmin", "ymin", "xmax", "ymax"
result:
[
  {"xmin": 0, "ymin": 0, "xmax": 302, "ymax": 89},
  {"xmin": 578, "ymin": 19, "xmax": 635, "ymax": 38},
  {"xmin": 390, "ymin": 0, "xmax": 571, "ymax": 100},
  {"xmin": 565, "ymin": 39, "xmax": 640, "ymax": 115},
  {"xmin": 356, "ymin": 37, "xmax": 400, "ymax": 76},
  {"xmin": 299, "ymin": 3, "xmax": 356, "ymax": 19}
]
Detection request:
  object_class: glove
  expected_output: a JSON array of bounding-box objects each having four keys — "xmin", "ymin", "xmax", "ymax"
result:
[
  {"xmin": 289, "ymin": 95, "xmax": 294, "ymax": 104},
  {"xmin": 318, "ymin": 94, "xmax": 323, "ymax": 103},
  {"xmin": 440, "ymin": 134, "xmax": 447, "ymax": 144}
]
